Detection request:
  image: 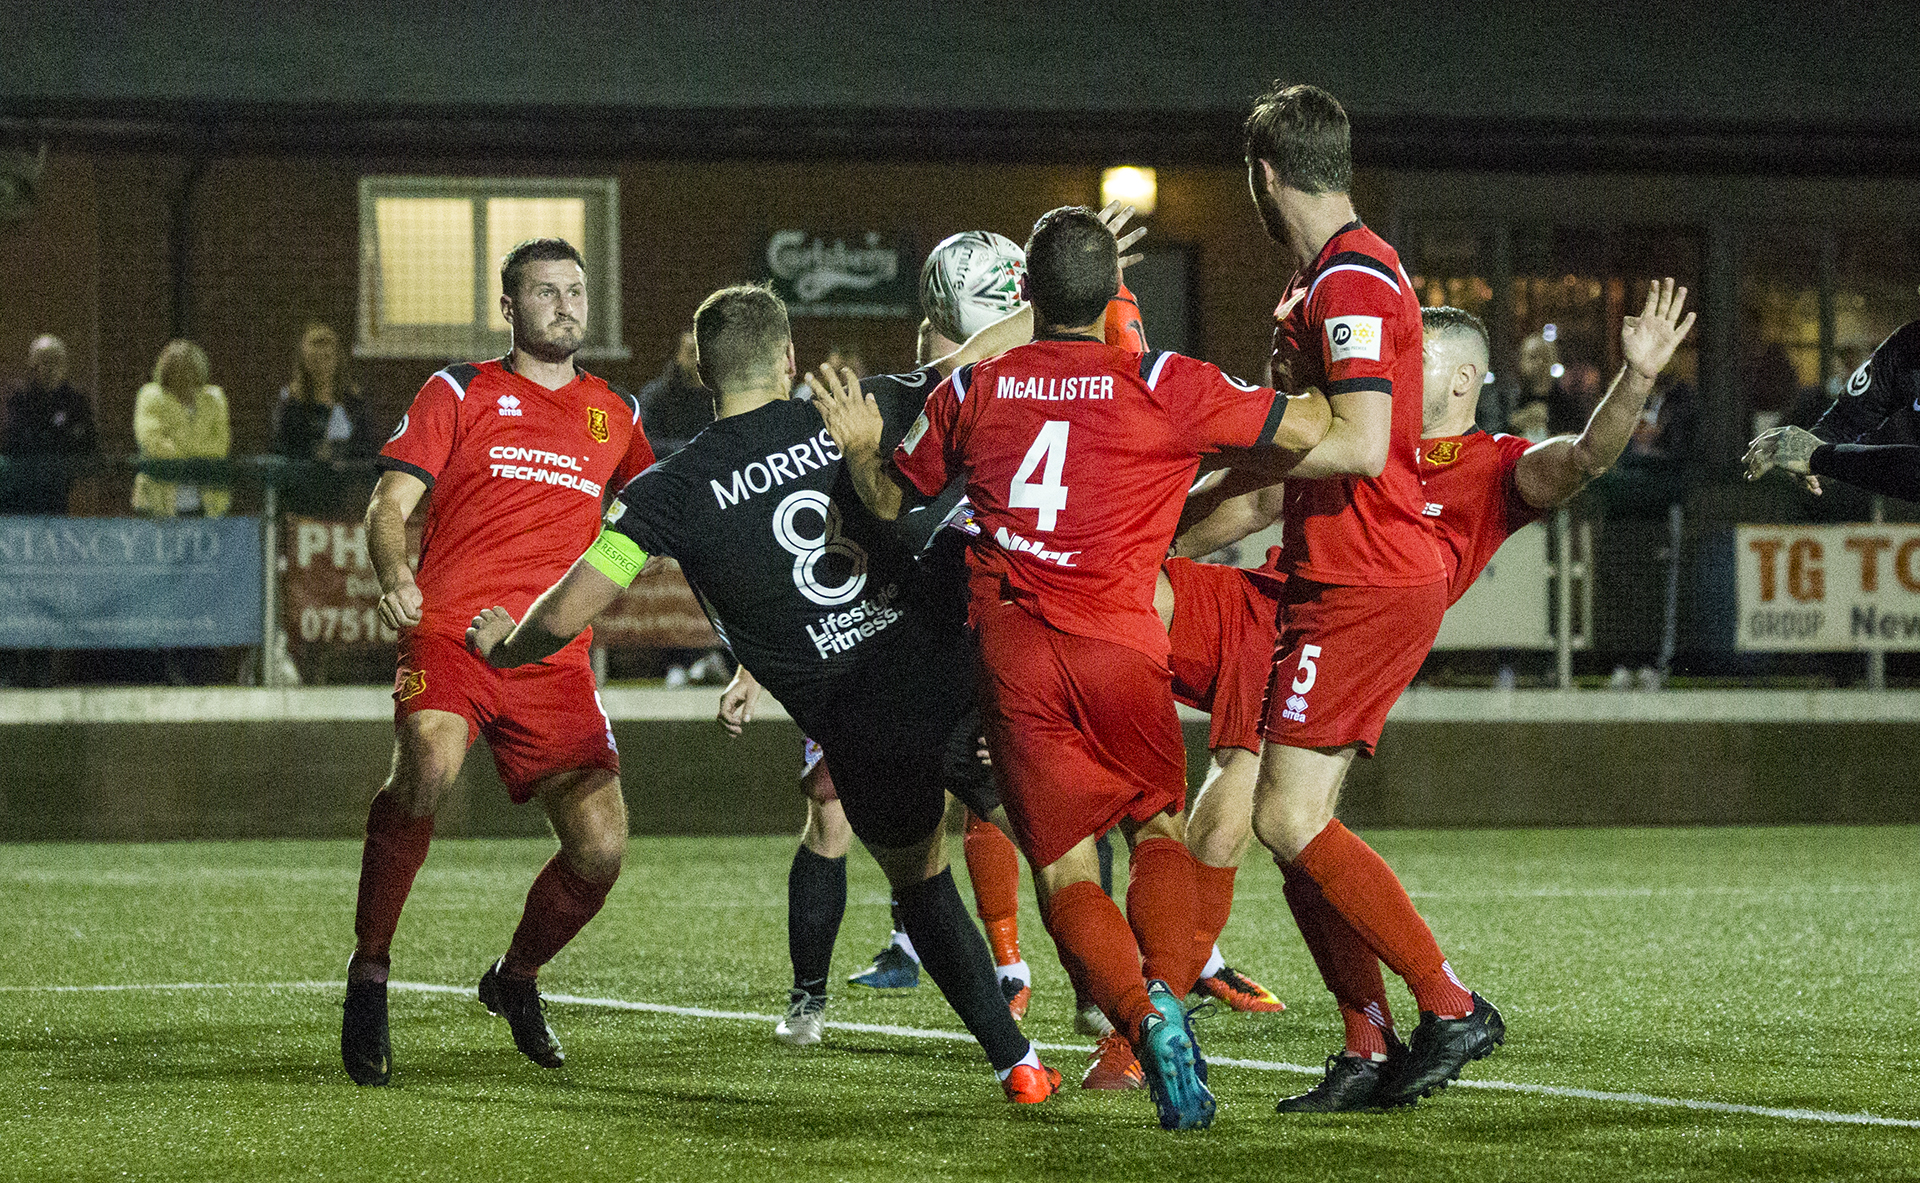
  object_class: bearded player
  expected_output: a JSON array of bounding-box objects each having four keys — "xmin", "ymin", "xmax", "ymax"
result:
[
  {"xmin": 1234, "ymin": 82, "xmax": 1507, "ymax": 1112},
  {"xmin": 815, "ymin": 206, "xmax": 1331, "ymax": 1130},
  {"xmin": 470, "ymin": 282, "xmax": 1062, "ymax": 1104},
  {"xmin": 340, "ymin": 238, "xmax": 656, "ymax": 1086}
]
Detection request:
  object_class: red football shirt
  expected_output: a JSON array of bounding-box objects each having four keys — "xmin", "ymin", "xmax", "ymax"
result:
[
  {"xmin": 892, "ymin": 337, "xmax": 1284, "ymax": 663},
  {"xmin": 377, "ymin": 358, "xmax": 656, "ymax": 637},
  {"xmin": 1416, "ymin": 429, "xmax": 1548, "ymax": 605},
  {"xmin": 1270, "ymin": 221, "xmax": 1445, "ymax": 587}
]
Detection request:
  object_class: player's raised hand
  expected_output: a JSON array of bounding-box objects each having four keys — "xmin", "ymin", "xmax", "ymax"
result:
[
  {"xmin": 466, "ymin": 606, "xmax": 516, "ymax": 661},
  {"xmin": 809, "ymin": 364, "xmax": 884, "ymax": 459},
  {"xmin": 1096, "ymin": 200, "xmax": 1147, "ymax": 272},
  {"xmin": 378, "ymin": 578, "xmax": 424, "ymax": 631},
  {"xmin": 717, "ymin": 666, "xmax": 762, "ymax": 737},
  {"xmin": 1744, "ymin": 424, "xmax": 1824, "ymax": 494},
  {"xmin": 1621, "ymin": 278, "xmax": 1696, "ymax": 381}
]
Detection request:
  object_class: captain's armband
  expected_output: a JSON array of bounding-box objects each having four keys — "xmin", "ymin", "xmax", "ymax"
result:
[{"xmin": 582, "ymin": 528, "xmax": 647, "ymax": 588}]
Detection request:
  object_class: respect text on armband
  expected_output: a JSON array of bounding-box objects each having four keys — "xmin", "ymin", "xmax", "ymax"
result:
[
  {"xmin": 712, "ymin": 429, "xmax": 842, "ymax": 509},
  {"xmin": 804, "ymin": 582, "xmax": 904, "ymax": 659}
]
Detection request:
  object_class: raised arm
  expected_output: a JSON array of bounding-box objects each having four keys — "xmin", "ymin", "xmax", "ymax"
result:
[
  {"xmin": 1515, "ymin": 278, "xmax": 1695, "ymax": 509},
  {"xmin": 1747, "ymin": 429, "xmax": 1920, "ymax": 501},
  {"xmin": 932, "ymin": 305, "xmax": 1033, "ymax": 376},
  {"xmin": 810, "ymin": 363, "xmax": 908, "ymax": 521},
  {"xmin": 367, "ymin": 469, "xmax": 429, "ymax": 630}
]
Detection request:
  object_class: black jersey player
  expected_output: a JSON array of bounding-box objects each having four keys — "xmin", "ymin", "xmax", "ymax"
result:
[
  {"xmin": 465, "ymin": 283, "xmax": 1062, "ymax": 1104},
  {"xmin": 1747, "ymin": 317, "xmax": 1920, "ymax": 499}
]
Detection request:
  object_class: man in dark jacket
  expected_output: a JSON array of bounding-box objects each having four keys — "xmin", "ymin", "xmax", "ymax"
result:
[{"xmin": 1, "ymin": 334, "xmax": 97, "ymax": 514}]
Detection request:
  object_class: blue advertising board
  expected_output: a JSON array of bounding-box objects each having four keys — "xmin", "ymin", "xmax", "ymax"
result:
[{"xmin": 0, "ymin": 516, "xmax": 262, "ymax": 648}]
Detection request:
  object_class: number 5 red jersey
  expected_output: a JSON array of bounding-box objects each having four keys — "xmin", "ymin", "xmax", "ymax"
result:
[
  {"xmin": 891, "ymin": 336, "xmax": 1285, "ymax": 663},
  {"xmin": 1270, "ymin": 221, "xmax": 1446, "ymax": 588}
]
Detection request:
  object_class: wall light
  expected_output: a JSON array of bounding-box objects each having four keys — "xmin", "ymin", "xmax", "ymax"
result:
[{"xmin": 1100, "ymin": 166, "xmax": 1157, "ymax": 217}]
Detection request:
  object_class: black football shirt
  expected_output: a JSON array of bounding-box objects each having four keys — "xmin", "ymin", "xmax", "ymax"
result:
[{"xmin": 606, "ymin": 367, "xmax": 960, "ymax": 720}]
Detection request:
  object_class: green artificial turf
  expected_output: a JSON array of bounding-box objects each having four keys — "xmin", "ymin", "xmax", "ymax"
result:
[{"xmin": 4, "ymin": 827, "xmax": 1918, "ymax": 1181}]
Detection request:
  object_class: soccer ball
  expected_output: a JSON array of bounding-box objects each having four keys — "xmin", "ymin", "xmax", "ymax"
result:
[{"xmin": 920, "ymin": 231, "xmax": 1027, "ymax": 345}]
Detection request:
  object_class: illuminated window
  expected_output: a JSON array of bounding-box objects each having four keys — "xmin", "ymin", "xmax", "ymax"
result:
[{"xmin": 357, "ymin": 177, "xmax": 624, "ymax": 359}]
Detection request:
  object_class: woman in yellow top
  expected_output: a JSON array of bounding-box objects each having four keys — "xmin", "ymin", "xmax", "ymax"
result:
[{"xmin": 132, "ymin": 339, "xmax": 231, "ymax": 517}]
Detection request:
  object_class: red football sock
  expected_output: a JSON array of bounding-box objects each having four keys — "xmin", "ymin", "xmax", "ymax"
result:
[
  {"xmin": 351, "ymin": 790, "xmax": 434, "ymax": 974},
  {"xmin": 1125, "ymin": 837, "xmax": 1205, "ymax": 998},
  {"xmin": 963, "ymin": 812, "xmax": 1023, "ymax": 965},
  {"xmin": 1281, "ymin": 863, "xmax": 1394, "ymax": 1058},
  {"xmin": 502, "ymin": 856, "xmax": 615, "ymax": 980},
  {"xmin": 1191, "ymin": 860, "xmax": 1237, "ymax": 973},
  {"xmin": 1292, "ymin": 821, "xmax": 1473, "ymax": 1018},
  {"xmin": 1043, "ymin": 880, "xmax": 1156, "ymax": 1040}
]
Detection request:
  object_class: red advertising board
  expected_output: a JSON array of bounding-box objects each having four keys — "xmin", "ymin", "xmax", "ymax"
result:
[{"xmin": 280, "ymin": 516, "xmax": 717, "ymax": 651}]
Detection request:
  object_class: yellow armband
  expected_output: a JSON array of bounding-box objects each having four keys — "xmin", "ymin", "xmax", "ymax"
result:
[{"xmin": 582, "ymin": 528, "xmax": 647, "ymax": 588}]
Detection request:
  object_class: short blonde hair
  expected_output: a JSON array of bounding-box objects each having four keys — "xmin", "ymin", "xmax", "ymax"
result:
[{"xmin": 152, "ymin": 339, "xmax": 210, "ymax": 389}]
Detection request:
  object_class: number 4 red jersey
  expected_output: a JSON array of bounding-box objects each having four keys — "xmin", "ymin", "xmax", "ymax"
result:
[
  {"xmin": 377, "ymin": 359, "xmax": 656, "ymax": 637},
  {"xmin": 1271, "ymin": 221, "xmax": 1445, "ymax": 587},
  {"xmin": 891, "ymin": 336, "xmax": 1286, "ymax": 663}
]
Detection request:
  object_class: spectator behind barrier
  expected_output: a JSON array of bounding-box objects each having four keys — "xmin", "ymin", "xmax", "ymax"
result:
[
  {"xmin": 271, "ymin": 322, "xmax": 376, "ymax": 515},
  {"xmin": 1, "ymin": 333, "xmax": 97, "ymax": 514},
  {"xmin": 132, "ymin": 338, "xmax": 231, "ymax": 518},
  {"xmin": 1512, "ymin": 331, "xmax": 1590, "ymax": 441},
  {"xmin": 636, "ymin": 329, "xmax": 711, "ymax": 451}
]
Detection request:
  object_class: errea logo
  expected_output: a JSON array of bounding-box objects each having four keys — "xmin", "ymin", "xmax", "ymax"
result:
[{"xmin": 497, "ymin": 393, "xmax": 523, "ymax": 418}]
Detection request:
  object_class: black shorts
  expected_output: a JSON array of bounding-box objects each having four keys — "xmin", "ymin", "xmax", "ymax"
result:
[{"xmin": 793, "ymin": 623, "xmax": 998, "ymax": 850}]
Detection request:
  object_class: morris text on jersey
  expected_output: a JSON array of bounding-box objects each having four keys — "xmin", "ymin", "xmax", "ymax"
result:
[
  {"xmin": 486, "ymin": 446, "xmax": 602, "ymax": 497},
  {"xmin": 995, "ymin": 374, "xmax": 1115, "ymax": 402},
  {"xmin": 712, "ymin": 428, "xmax": 843, "ymax": 508}
]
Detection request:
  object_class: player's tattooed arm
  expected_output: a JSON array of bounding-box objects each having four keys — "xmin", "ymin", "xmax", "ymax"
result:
[
  {"xmin": 367, "ymin": 470, "xmax": 429, "ymax": 630},
  {"xmin": 809, "ymin": 363, "xmax": 908, "ymax": 521},
  {"xmin": 717, "ymin": 665, "xmax": 762, "ymax": 737},
  {"xmin": 1518, "ymin": 279, "xmax": 1697, "ymax": 509},
  {"xmin": 468, "ymin": 556, "xmax": 625, "ymax": 668}
]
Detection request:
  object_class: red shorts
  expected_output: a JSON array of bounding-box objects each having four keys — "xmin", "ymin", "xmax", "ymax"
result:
[
  {"xmin": 1164, "ymin": 558, "xmax": 1285, "ymax": 755},
  {"xmin": 1262, "ymin": 578, "xmax": 1446, "ymax": 755},
  {"xmin": 393, "ymin": 629, "xmax": 619, "ymax": 803},
  {"xmin": 974, "ymin": 602, "xmax": 1187, "ymax": 869}
]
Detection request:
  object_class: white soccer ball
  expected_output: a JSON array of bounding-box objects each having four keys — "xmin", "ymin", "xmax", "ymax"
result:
[{"xmin": 920, "ymin": 231, "xmax": 1027, "ymax": 344}]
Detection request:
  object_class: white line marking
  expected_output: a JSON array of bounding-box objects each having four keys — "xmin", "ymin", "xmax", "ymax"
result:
[{"xmin": 7, "ymin": 979, "xmax": 1918, "ymax": 1130}]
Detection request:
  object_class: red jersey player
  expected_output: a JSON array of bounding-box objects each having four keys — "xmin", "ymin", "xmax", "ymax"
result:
[
  {"xmin": 340, "ymin": 238, "xmax": 656, "ymax": 1086},
  {"xmin": 813, "ymin": 206, "xmax": 1330, "ymax": 1130},
  {"xmin": 1235, "ymin": 83, "xmax": 1506, "ymax": 1112},
  {"xmin": 1169, "ymin": 275, "xmax": 1695, "ymax": 1112},
  {"xmin": 1420, "ymin": 286, "xmax": 1694, "ymax": 602}
]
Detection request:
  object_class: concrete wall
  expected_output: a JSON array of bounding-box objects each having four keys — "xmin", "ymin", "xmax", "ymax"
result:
[{"xmin": 7, "ymin": 709, "xmax": 1916, "ymax": 842}]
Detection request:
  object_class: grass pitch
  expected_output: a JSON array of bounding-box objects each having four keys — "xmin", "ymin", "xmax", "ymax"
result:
[{"xmin": 5, "ymin": 827, "xmax": 1919, "ymax": 1182}]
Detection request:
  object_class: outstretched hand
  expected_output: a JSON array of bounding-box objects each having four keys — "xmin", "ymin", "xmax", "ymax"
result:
[
  {"xmin": 466, "ymin": 606, "xmax": 516, "ymax": 663},
  {"xmin": 1096, "ymin": 200, "xmax": 1147, "ymax": 272},
  {"xmin": 1620, "ymin": 278, "xmax": 1696, "ymax": 382},
  {"xmin": 809, "ymin": 363, "xmax": 885, "ymax": 460},
  {"xmin": 1744, "ymin": 424, "xmax": 1824, "ymax": 494}
]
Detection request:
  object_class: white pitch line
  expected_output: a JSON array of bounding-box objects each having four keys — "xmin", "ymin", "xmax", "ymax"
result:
[{"xmin": 7, "ymin": 979, "xmax": 1919, "ymax": 1131}]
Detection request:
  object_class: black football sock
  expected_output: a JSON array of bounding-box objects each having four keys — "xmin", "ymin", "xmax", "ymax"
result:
[
  {"xmin": 896, "ymin": 868, "xmax": 1030, "ymax": 1073},
  {"xmin": 787, "ymin": 845, "xmax": 846, "ymax": 997}
]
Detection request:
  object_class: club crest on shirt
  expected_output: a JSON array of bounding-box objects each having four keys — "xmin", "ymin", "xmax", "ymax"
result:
[
  {"xmin": 587, "ymin": 406, "xmax": 610, "ymax": 443},
  {"xmin": 396, "ymin": 670, "xmax": 427, "ymax": 701},
  {"xmin": 1424, "ymin": 440, "xmax": 1462, "ymax": 465}
]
